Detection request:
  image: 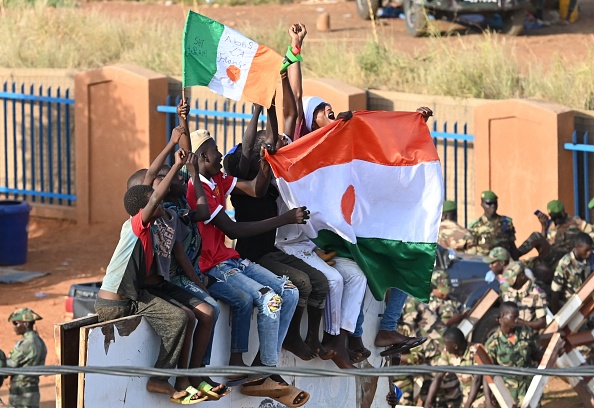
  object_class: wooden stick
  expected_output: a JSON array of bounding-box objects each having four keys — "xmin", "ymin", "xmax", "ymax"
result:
[
  {"xmin": 522, "ymin": 333, "xmax": 563, "ymax": 408},
  {"xmin": 458, "ymin": 289, "xmax": 499, "ymax": 338}
]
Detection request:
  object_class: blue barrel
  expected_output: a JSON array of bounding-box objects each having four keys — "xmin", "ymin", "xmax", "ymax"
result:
[{"xmin": 0, "ymin": 200, "xmax": 31, "ymax": 265}]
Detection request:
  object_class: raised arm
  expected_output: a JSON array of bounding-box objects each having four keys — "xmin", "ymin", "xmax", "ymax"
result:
[
  {"xmin": 186, "ymin": 152, "xmax": 210, "ymax": 222},
  {"xmin": 237, "ymin": 104, "xmax": 263, "ymax": 179},
  {"xmin": 232, "ymin": 146, "xmax": 272, "ymax": 198},
  {"xmin": 143, "ymin": 125, "xmax": 187, "ymax": 186},
  {"xmin": 177, "ymin": 98, "xmax": 191, "ymax": 152},
  {"xmin": 211, "ymin": 206, "xmax": 309, "ymax": 239},
  {"xmin": 287, "ymin": 23, "xmax": 307, "ymax": 131},
  {"xmin": 142, "ymin": 149, "xmax": 187, "ymax": 224},
  {"xmin": 281, "ymin": 69, "xmax": 298, "ymax": 141}
]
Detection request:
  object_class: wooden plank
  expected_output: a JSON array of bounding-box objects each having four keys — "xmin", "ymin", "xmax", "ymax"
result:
[
  {"xmin": 458, "ymin": 289, "xmax": 499, "ymax": 338},
  {"xmin": 521, "ymin": 333, "xmax": 563, "ymax": 408},
  {"xmin": 473, "ymin": 344, "xmax": 517, "ymax": 408},
  {"xmin": 567, "ymin": 330, "xmax": 594, "ymax": 348},
  {"xmin": 545, "ymin": 273, "xmax": 594, "ymax": 335},
  {"xmin": 54, "ymin": 315, "xmax": 98, "ymax": 408},
  {"xmin": 556, "ymin": 349, "xmax": 594, "ymax": 408}
]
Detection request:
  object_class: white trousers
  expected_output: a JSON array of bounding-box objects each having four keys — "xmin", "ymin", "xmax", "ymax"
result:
[{"xmin": 277, "ymin": 240, "xmax": 367, "ymax": 335}]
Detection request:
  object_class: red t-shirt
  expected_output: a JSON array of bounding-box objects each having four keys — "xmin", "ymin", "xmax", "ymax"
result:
[
  {"xmin": 131, "ymin": 209, "xmax": 153, "ymax": 277},
  {"xmin": 187, "ymin": 173, "xmax": 240, "ymax": 272}
]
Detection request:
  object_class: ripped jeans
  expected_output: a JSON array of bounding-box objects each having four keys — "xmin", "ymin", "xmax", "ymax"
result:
[{"xmin": 206, "ymin": 258, "xmax": 298, "ymax": 366}]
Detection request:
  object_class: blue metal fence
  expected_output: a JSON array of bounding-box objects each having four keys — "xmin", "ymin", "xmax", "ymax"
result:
[
  {"xmin": 564, "ymin": 130, "xmax": 592, "ymax": 222},
  {"xmin": 0, "ymin": 82, "xmax": 76, "ymax": 205},
  {"xmin": 158, "ymin": 96, "xmax": 475, "ymax": 225}
]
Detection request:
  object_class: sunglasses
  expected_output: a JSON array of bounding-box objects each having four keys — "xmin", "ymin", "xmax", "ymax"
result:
[
  {"xmin": 12, "ymin": 321, "xmax": 24, "ymax": 326},
  {"xmin": 483, "ymin": 201, "xmax": 497, "ymax": 206}
]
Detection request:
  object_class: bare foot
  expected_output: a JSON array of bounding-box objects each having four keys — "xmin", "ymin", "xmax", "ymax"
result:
[
  {"xmin": 322, "ymin": 336, "xmax": 356, "ymax": 369},
  {"xmin": 146, "ymin": 379, "xmax": 185, "ymax": 399},
  {"xmin": 283, "ymin": 336, "xmax": 316, "ymax": 361},
  {"xmin": 375, "ymin": 330, "xmax": 423, "ymax": 348},
  {"xmin": 306, "ymin": 335, "xmax": 335, "ymax": 360}
]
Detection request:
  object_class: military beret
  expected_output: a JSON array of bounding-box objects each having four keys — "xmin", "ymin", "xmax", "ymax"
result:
[
  {"xmin": 483, "ymin": 247, "xmax": 510, "ymax": 264},
  {"xmin": 431, "ymin": 269, "xmax": 451, "ymax": 295},
  {"xmin": 503, "ymin": 261, "xmax": 524, "ymax": 286},
  {"xmin": 442, "ymin": 200, "xmax": 457, "ymax": 213},
  {"xmin": 481, "ymin": 190, "xmax": 498, "ymax": 201},
  {"xmin": 547, "ymin": 200, "xmax": 564, "ymax": 215},
  {"xmin": 8, "ymin": 307, "xmax": 42, "ymax": 323}
]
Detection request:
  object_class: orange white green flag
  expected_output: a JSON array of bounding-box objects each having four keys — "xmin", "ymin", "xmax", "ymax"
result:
[
  {"xmin": 265, "ymin": 111, "xmax": 443, "ymax": 302},
  {"xmin": 182, "ymin": 11, "xmax": 283, "ymax": 108}
]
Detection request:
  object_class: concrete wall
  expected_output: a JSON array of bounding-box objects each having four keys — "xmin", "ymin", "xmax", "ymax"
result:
[
  {"xmin": 75, "ymin": 64, "xmax": 169, "ymax": 227},
  {"xmin": 80, "ymin": 289, "xmax": 389, "ymax": 408},
  {"xmin": 474, "ymin": 99, "xmax": 575, "ymax": 247}
]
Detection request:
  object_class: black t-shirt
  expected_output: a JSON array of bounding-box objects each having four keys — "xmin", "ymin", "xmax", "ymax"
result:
[{"xmin": 225, "ymin": 144, "xmax": 279, "ymax": 262}]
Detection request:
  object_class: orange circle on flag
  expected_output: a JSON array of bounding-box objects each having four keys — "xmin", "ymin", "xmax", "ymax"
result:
[
  {"xmin": 226, "ymin": 65, "xmax": 241, "ymax": 82},
  {"xmin": 341, "ymin": 185, "xmax": 356, "ymax": 225}
]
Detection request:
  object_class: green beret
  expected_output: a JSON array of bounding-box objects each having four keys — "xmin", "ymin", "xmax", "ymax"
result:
[
  {"xmin": 431, "ymin": 269, "xmax": 451, "ymax": 295},
  {"xmin": 547, "ymin": 200, "xmax": 564, "ymax": 215},
  {"xmin": 443, "ymin": 200, "xmax": 457, "ymax": 213},
  {"xmin": 8, "ymin": 307, "xmax": 42, "ymax": 323},
  {"xmin": 589, "ymin": 197, "xmax": 594, "ymax": 210},
  {"xmin": 481, "ymin": 190, "xmax": 498, "ymax": 201}
]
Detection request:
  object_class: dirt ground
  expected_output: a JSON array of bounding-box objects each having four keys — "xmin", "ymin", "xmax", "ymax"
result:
[{"xmin": 1, "ymin": 0, "xmax": 593, "ymax": 405}]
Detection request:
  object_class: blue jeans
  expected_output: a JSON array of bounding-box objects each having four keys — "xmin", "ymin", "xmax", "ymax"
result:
[
  {"xmin": 352, "ymin": 288, "xmax": 408, "ymax": 337},
  {"xmin": 380, "ymin": 288, "xmax": 408, "ymax": 331},
  {"xmin": 170, "ymin": 274, "xmax": 220, "ymax": 366},
  {"xmin": 206, "ymin": 258, "xmax": 298, "ymax": 366}
]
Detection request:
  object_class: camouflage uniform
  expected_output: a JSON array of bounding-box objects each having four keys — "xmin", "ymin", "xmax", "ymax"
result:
[
  {"xmin": 547, "ymin": 216, "xmax": 594, "ymax": 253},
  {"xmin": 7, "ymin": 308, "xmax": 47, "ymax": 408},
  {"xmin": 0, "ymin": 348, "xmax": 6, "ymax": 388},
  {"xmin": 438, "ymin": 219, "xmax": 475, "ymax": 252},
  {"xmin": 484, "ymin": 325, "xmax": 539, "ymax": 404},
  {"xmin": 551, "ymin": 250, "xmax": 591, "ymax": 304},
  {"xmin": 432, "ymin": 344, "xmax": 479, "ymax": 408},
  {"xmin": 468, "ymin": 215, "xmax": 516, "ymax": 256},
  {"xmin": 428, "ymin": 294, "xmax": 463, "ymax": 324},
  {"xmin": 500, "ymin": 262, "xmax": 548, "ymax": 324}
]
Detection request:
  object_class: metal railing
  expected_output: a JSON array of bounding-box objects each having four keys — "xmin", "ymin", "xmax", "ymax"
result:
[
  {"xmin": 158, "ymin": 97, "xmax": 475, "ymax": 225},
  {"xmin": 0, "ymin": 82, "xmax": 76, "ymax": 205},
  {"xmin": 565, "ymin": 130, "xmax": 592, "ymax": 222},
  {"xmin": 432, "ymin": 121, "xmax": 474, "ymax": 227}
]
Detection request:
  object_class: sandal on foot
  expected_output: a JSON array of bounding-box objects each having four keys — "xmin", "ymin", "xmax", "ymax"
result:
[
  {"xmin": 349, "ymin": 346, "xmax": 371, "ymax": 363},
  {"xmin": 240, "ymin": 377, "xmax": 290, "ymax": 398},
  {"xmin": 226, "ymin": 373, "xmax": 266, "ymax": 387},
  {"xmin": 170, "ymin": 386, "xmax": 208, "ymax": 405},
  {"xmin": 379, "ymin": 337, "xmax": 427, "ymax": 357},
  {"xmin": 271, "ymin": 385, "xmax": 310, "ymax": 408},
  {"xmin": 196, "ymin": 381, "xmax": 232, "ymax": 400}
]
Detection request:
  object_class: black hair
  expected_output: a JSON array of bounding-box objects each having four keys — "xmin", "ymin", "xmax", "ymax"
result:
[
  {"xmin": 442, "ymin": 211, "xmax": 457, "ymax": 221},
  {"xmin": 252, "ymin": 130, "xmax": 268, "ymax": 155},
  {"xmin": 575, "ymin": 232, "xmax": 593, "ymax": 247},
  {"xmin": 223, "ymin": 144, "xmax": 242, "ymax": 177},
  {"xmin": 443, "ymin": 327, "xmax": 466, "ymax": 346},
  {"xmin": 499, "ymin": 301, "xmax": 519, "ymax": 316},
  {"xmin": 127, "ymin": 169, "xmax": 148, "ymax": 190},
  {"xmin": 124, "ymin": 185, "xmax": 153, "ymax": 216}
]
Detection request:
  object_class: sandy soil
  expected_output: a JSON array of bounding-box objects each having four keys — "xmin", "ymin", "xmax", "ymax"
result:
[{"xmin": 1, "ymin": 0, "xmax": 593, "ymax": 405}]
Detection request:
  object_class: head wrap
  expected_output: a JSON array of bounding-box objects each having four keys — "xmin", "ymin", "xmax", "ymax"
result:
[{"xmin": 303, "ymin": 96, "xmax": 328, "ymax": 133}]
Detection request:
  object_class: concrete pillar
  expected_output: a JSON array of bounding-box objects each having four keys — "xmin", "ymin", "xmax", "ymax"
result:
[
  {"xmin": 474, "ymin": 99, "xmax": 575, "ymax": 246},
  {"xmin": 75, "ymin": 64, "xmax": 169, "ymax": 227}
]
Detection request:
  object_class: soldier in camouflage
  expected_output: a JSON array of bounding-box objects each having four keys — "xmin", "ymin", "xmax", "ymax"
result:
[
  {"xmin": 483, "ymin": 247, "xmax": 511, "ymax": 284},
  {"xmin": 424, "ymin": 328, "xmax": 481, "ymax": 408},
  {"xmin": 428, "ymin": 270, "xmax": 466, "ymax": 327},
  {"xmin": 550, "ymin": 232, "xmax": 593, "ymax": 314},
  {"xmin": 518, "ymin": 200, "xmax": 594, "ymax": 275},
  {"xmin": 500, "ymin": 262, "xmax": 548, "ymax": 331},
  {"xmin": 6, "ymin": 307, "xmax": 47, "ymax": 408},
  {"xmin": 438, "ymin": 201, "xmax": 474, "ymax": 252},
  {"xmin": 468, "ymin": 191, "xmax": 519, "ymax": 259},
  {"xmin": 484, "ymin": 302, "xmax": 542, "ymax": 406}
]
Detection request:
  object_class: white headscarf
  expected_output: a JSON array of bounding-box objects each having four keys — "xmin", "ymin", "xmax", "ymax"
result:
[{"xmin": 303, "ymin": 96, "xmax": 328, "ymax": 133}]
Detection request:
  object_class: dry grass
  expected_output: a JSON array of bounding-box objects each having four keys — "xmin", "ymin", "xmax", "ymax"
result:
[{"xmin": 0, "ymin": 3, "xmax": 593, "ymax": 109}]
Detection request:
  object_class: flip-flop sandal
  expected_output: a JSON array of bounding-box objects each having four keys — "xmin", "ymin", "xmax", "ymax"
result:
[
  {"xmin": 271, "ymin": 385, "xmax": 310, "ymax": 408},
  {"xmin": 170, "ymin": 386, "xmax": 208, "ymax": 405},
  {"xmin": 226, "ymin": 373, "xmax": 267, "ymax": 387},
  {"xmin": 379, "ymin": 337, "xmax": 427, "ymax": 357},
  {"xmin": 240, "ymin": 377, "xmax": 291, "ymax": 398},
  {"xmin": 318, "ymin": 348, "xmax": 336, "ymax": 361},
  {"xmin": 196, "ymin": 381, "xmax": 232, "ymax": 400}
]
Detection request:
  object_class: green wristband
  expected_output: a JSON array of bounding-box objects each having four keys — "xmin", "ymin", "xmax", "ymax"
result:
[{"xmin": 280, "ymin": 45, "xmax": 304, "ymax": 73}]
